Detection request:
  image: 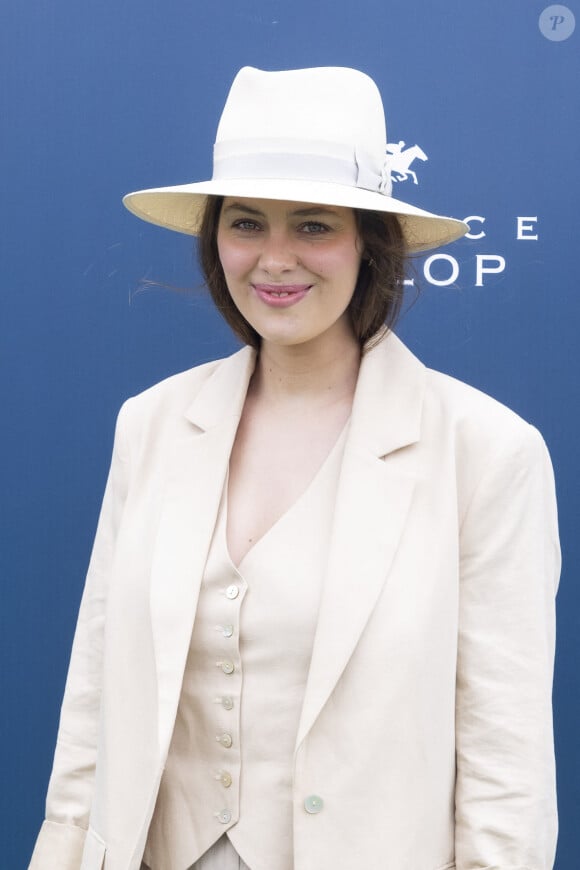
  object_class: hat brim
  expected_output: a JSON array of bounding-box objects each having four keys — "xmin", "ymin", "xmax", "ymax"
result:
[{"xmin": 123, "ymin": 178, "xmax": 467, "ymax": 253}]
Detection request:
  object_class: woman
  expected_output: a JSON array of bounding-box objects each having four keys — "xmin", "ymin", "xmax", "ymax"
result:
[{"xmin": 29, "ymin": 67, "xmax": 560, "ymax": 870}]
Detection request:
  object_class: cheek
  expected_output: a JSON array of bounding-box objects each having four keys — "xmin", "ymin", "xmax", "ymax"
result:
[
  {"xmin": 313, "ymin": 247, "xmax": 362, "ymax": 286},
  {"xmin": 216, "ymin": 239, "xmax": 251, "ymax": 279},
  {"xmin": 308, "ymin": 245, "xmax": 354, "ymax": 270}
]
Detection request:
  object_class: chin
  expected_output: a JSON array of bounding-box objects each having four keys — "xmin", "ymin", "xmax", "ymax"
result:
[
  {"xmin": 248, "ymin": 318, "xmax": 311, "ymax": 348},
  {"xmin": 259, "ymin": 331, "xmax": 311, "ymax": 348}
]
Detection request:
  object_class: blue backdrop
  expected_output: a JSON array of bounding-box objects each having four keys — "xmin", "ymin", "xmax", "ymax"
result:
[{"xmin": 2, "ymin": 1, "xmax": 578, "ymax": 866}]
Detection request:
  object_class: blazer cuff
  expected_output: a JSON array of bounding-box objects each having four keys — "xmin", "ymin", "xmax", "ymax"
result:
[{"xmin": 28, "ymin": 819, "xmax": 86, "ymax": 870}]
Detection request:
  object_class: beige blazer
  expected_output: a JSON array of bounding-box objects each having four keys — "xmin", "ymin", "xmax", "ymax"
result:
[{"xmin": 29, "ymin": 332, "xmax": 560, "ymax": 870}]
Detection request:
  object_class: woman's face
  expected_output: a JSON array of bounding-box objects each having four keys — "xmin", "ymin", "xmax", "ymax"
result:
[{"xmin": 216, "ymin": 197, "xmax": 362, "ymax": 349}]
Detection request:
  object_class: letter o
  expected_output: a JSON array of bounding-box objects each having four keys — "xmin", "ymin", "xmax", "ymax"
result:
[{"xmin": 423, "ymin": 254, "xmax": 459, "ymax": 287}]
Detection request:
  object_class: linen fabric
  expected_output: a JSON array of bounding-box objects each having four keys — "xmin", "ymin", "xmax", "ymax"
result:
[
  {"xmin": 142, "ymin": 837, "xmax": 252, "ymax": 870},
  {"xmin": 143, "ymin": 426, "xmax": 346, "ymax": 870},
  {"xmin": 28, "ymin": 332, "xmax": 560, "ymax": 870},
  {"xmin": 190, "ymin": 837, "xmax": 251, "ymax": 870}
]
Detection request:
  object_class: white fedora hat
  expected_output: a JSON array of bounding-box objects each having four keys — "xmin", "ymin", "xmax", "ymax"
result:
[{"xmin": 123, "ymin": 66, "xmax": 467, "ymax": 253}]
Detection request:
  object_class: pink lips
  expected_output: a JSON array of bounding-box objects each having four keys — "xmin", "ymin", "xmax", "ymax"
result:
[{"xmin": 252, "ymin": 283, "xmax": 312, "ymax": 308}]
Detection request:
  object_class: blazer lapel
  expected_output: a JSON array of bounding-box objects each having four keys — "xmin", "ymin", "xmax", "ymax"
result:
[
  {"xmin": 295, "ymin": 333, "xmax": 426, "ymax": 750},
  {"xmin": 150, "ymin": 346, "xmax": 256, "ymax": 751}
]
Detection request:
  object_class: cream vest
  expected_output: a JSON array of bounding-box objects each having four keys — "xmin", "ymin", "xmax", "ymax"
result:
[{"xmin": 143, "ymin": 426, "xmax": 347, "ymax": 870}]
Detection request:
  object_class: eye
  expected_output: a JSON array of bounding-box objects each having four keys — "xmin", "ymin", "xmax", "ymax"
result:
[
  {"xmin": 298, "ymin": 221, "xmax": 331, "ymax": 235},
  {"xmin": 231, "ymin": 218, "xmax": 261, "ymax": 231}
]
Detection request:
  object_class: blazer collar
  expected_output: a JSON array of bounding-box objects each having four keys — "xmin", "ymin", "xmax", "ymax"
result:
[
  {"xmin": 152, "ymin": 345, "xmax": 256, "ymax": 751},
  {"xmin": 152, "ymin": 332, "xmax": 426, "ymax": 753},
  {"xmin": 294, "ymin": 331, "xmax": 426, "ymax": 749},
  {"xmin": 184, "ymin": 344, "xmax": 257, "ymax": 431},
  {"xmin": 349, "ymin": 330, "xmax": 425, "ymax": 457},
  {"xmin": 183, "ymin": 330, "xmax": 425, "ymax": 453}
]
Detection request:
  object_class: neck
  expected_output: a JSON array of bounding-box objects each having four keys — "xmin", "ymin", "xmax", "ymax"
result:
[{"xmin": 251, "ymin": 326, "xmax": 361, "ymax": 408}]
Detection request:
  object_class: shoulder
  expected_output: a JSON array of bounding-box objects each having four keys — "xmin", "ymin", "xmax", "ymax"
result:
[
  {"xmin": 114, "ymin": 345, "xmax": 254, "ymax": 445},
  {"xmin": 382, "ymin": 332, "xmax": 550, "ymax": 470},
  {"xmin": 405, "ymin": 348, "xmax": 557, "ymax": 537},
  {"xmin": 124, "ymin": 356, "xmax": 223, "ymax": 414},
  {"xmin": 424, "ymin": 366, "xmax": 540, "ymax": 446},
  {"xmin": 420, "ymin": 359, "xmax": 554, "ymax": 514}
]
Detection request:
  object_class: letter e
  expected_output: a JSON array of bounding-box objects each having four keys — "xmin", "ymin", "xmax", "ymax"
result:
[{"xmin": 517, "ymin": 216, "xmax": 538, "ymax": 240}]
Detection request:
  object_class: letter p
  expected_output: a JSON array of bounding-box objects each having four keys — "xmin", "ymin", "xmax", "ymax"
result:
[
  {"xmin": 476, "ymin": 255, "xmax": 506, "ymax": 287},
  {"xmin": 550, "ymin": 14, "xmax": 565, "ymax": 30}
]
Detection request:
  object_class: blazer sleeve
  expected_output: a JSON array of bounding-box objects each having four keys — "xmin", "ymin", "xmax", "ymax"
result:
[
  {"xmin": 28, "ymin": 402, "xmax": 131, "ymax": 870},
  {"xmin": 454, "ymin": 423, "xmax": 560, "ymax": 870}
]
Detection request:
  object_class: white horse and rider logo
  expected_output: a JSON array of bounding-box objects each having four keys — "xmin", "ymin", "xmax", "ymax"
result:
[{"xmin": 385, "ymin": 141, "xmax": 428, "ymax": 185}]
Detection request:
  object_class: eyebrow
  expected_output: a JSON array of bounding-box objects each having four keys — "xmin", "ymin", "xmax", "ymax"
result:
[{"xmin": 222, "ymin": 202, "xmax": 341, "ymax": 218}]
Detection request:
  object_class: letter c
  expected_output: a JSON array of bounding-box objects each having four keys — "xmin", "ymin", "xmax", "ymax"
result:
[{"xmin": 463, "ymin": 215, "xmax": 486, "ymax": 240}]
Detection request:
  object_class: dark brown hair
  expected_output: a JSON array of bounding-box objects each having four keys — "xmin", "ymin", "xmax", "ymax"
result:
[{"xmin": 197, "ymin": 195, "xmax": 408, "ymax": 349}]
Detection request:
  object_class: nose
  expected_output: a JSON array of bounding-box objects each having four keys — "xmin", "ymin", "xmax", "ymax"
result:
[{"xmin": 258, "ymin": 229, "xmax": 298, "ymax": 275}]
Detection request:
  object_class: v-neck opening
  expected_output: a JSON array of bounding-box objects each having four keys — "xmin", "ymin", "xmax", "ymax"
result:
[{"xmin": 225, "ymin": 418, "xmax": 350, "ymax": 572}]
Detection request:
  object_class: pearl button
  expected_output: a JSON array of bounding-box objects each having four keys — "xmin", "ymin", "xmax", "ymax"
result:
[
  {"xmin": 218, "ymin": 660, "xmax": 235, "ymax": 675},
  {"xmin": 225, "ymin": 585, "xmax": 239, "ymax": 600},
  {"xmin": 216, "ymin": 808, "xmax": 231, "ymax": 824},
  {"xmin": 222, "ymin": 624, "xmax": 234, "ymax": 638},
  {"xmin": 216, "ymin": 732, "xmax": 233, "ymax": 748},
  {"xmin": 221, "ymin": 696, "xmax": 234, "ymax": 711},
  {"xmin": 218, "ymin": 770, "xmax": 233, "ymax": 788},
  {"xmin": 304, "ymin": 794, "xmax": 324, "ymax": 814}
]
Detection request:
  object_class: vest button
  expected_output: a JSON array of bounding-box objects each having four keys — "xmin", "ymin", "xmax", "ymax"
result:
[
  {"xmin": 216, "ymin": 732, "xmax": 233, "ymax": 748},
  {"xmin": 218, "ymin": 660, "xmax": 235, "ymax": 675},
  {"xmin": 217, "ymin": 809, "xmax": 232, "ymax": 824},
  {"xmin": 304, "ymin": 794, "xmax": 324, "ymax": 814},
  {"xmin": 221, "ymin": 696, "xmax": 234, "ymax": 711},
  {"xmin": 225, "ymin": 585, "xmax": 239, "ymax": 599},
  {"xmin": 222, "ymin": 624, "xmax": 234, "ymax": 637},
  {"xmin": 219, "ymin": 771, "xmax": 233, "ymax": 788}
]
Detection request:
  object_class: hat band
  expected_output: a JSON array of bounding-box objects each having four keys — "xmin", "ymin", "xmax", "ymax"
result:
[{"xmin": 212, "ymin": 139, "xmax": 392, "ymax": 196}]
